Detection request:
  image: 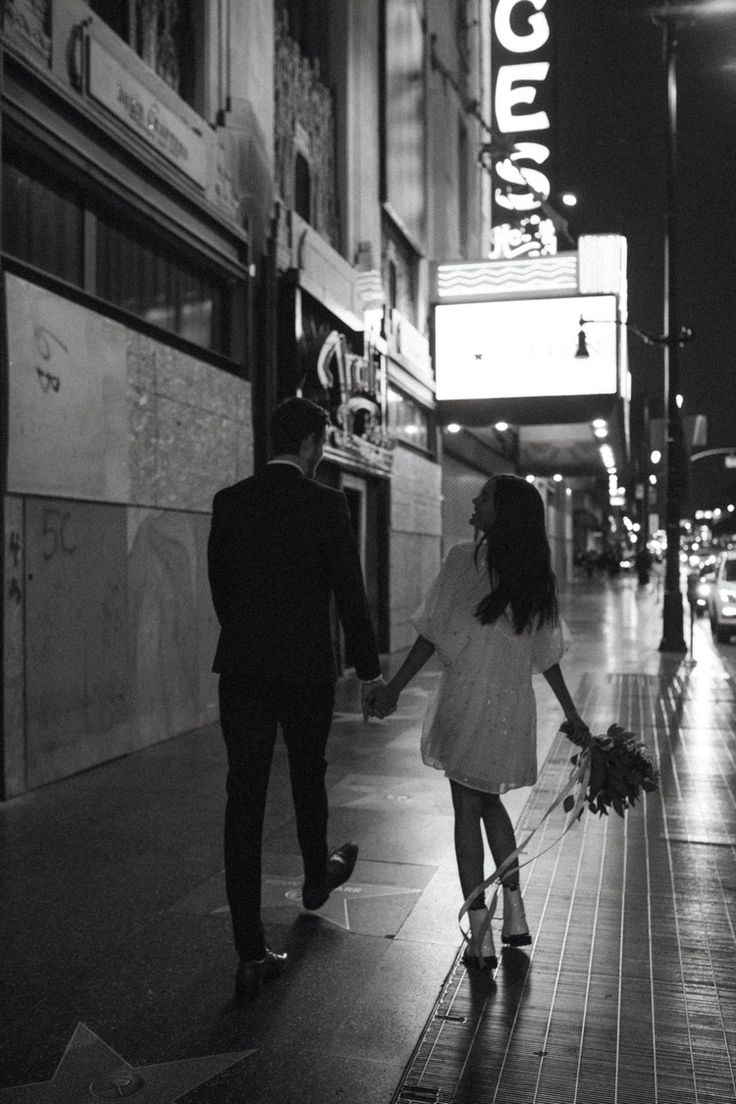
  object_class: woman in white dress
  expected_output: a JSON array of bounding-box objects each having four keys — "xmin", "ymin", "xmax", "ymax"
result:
[{"xmin": 367, "ymin": 475, "xmax": 590, "ymax": 969}]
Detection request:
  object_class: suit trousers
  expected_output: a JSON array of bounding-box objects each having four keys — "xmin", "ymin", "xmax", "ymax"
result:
[{"xmin": 218, "ymin": 674, "xmax": 336, "ymax": 960}]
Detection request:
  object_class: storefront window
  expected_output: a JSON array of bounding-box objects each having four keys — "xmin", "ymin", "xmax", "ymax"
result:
[
  {"xmin": 3, "ymin": 152, "xmax": 236, "ymax": 360},
  {"xmin": 96, "ymin": 215, "xmax": 227, "ymax": 354},
  {"xmin": 387, "ymin": 385, "xmax": 433, "ymax": 453},
  {"xmin": 2, "ymin": 162, "xmax": 83, "ymax": 286}
]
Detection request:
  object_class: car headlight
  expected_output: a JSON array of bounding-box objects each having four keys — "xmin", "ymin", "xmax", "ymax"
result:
[
  {"xmin": 719, "ymin": 589, "xmax": 736, "ymax": 603},
  {"xmin": 697, "ymin": 583, "xmax": 711, "ymax": 597}
]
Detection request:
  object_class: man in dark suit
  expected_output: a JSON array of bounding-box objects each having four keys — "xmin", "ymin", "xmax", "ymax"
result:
[{"xmin": 207, "ymin": 397, "xmax": 384, "ymax": 1001}]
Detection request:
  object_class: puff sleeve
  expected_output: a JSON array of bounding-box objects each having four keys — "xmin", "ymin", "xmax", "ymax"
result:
[
  {"xmin": 411, "ymin": 545, "xmax": 478, "ymax": 664},
  {"xmin": 411, "ymin": 560, "xmax": 447, "ymax": 644},
  {"xmin": 531, "ymin": 614, "xmax": 571, "ymax": 674}
]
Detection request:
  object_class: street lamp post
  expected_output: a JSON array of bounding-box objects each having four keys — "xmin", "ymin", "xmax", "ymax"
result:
[
  {"xmin": 577, "ymin": 7, "xmax": 691, "ymax": 650},
  {"xmin": 657, "ymin": 9, "xmax": 687, "ymax": 652},
  {"xmin": 580, "ymin": 4, "xmax": 731, "ymax": 652}
]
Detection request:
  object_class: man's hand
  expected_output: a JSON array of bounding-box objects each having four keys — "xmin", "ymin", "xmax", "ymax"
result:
[
  {"xmin": 364, "ymin": 683, "xmax": 399, "ymax": 720},
  {"xmin": 361, "ymin": 676, "xmax": 387, "ymax": 722}
]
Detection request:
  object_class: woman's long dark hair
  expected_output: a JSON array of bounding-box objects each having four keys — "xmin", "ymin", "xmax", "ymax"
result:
[{"xmin": 474, "ymin": 475, "xmax": 559, "ymax": 634}]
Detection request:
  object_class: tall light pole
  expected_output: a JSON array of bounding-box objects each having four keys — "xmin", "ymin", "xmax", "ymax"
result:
[
  {"xmin": 651, "ymin": 0, "xmax": 736, "ymax": 647},
  {"xmin": 583, "ymin": 7, "xmax": 690, "ymax": 651},
  {"xmin": 657, "ymin": 7, "xmax": 688, "ymax": 652}
]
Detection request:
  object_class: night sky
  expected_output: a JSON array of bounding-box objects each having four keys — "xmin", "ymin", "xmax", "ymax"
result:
[{"xmin": 554, "ymin": 0, "xmax": 736, "ymax": 514}]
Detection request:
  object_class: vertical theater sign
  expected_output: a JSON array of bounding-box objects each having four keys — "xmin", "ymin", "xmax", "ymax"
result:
[{"xmin": 490, "ymin": 0, "xmax": 557, "ymax": 259}]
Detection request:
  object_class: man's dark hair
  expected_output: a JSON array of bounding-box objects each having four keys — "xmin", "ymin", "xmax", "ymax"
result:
[{"xmin": 270, "ymin": 397, "xmax": 329, "ymax": 454}]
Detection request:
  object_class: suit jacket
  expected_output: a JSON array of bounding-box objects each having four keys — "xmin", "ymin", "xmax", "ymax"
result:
[{"xmin": 207, "ymin": 463, "xmax": 381, "ymax": 684}]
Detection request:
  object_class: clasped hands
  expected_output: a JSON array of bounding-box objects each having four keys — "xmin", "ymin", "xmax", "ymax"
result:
[{"xmin": 361, "ymin": 677, "xmax": 399, "ymax": 721}]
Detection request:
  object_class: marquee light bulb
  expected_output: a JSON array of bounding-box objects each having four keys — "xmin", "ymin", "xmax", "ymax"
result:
[{"xmin": 599, "ymin": 444, "xmax": 615, "ymax": 469}]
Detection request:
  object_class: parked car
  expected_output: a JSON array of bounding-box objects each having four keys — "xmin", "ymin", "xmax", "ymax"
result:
[
  {"xmin": 709, "ymin": 551, "xmax": 736, "ymax": 642},
  {"xmin": 687, "ymin": 563, "xmax": 716, "ymax": 618}
]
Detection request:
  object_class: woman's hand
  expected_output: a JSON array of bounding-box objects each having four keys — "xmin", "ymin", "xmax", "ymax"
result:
[
  {"xmin": 366, "ymin": 684, "xmax": 399, "ymax": 719},
  {"xmin": 562, "ymin": 715, "xmax": 592, "ymax": 748}
]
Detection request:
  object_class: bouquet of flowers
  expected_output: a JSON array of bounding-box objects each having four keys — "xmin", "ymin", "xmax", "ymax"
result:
[{"xmin": 561, "ymin": 722, "xmax": 659, "ymax": 818}]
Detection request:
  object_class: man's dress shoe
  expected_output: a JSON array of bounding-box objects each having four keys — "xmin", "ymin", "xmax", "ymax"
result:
[
  {"xmin": 301, "ymin": 842, "xmax": 359, "ymax": 910},
  {"xmin": 235, "ymin": 946, "xmax": 288, "ymax": 1001}
]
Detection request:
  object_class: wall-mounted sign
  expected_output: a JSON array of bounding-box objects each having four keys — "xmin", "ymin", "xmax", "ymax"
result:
[
  {"xmin": 434, "ymin": 294, "xmax": 618, "ymax": 401},
  {"xmin": 491, "ymin": 0, "xmax": 555, "ymax": 259},
  {"xmin": 88, "ymin": 39, "xmax": 208, "ymax": 188}
]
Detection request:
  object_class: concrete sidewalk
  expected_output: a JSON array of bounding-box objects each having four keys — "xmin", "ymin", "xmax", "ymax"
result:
[{"xmin": 1, "ymin": 575, "xmax": 735, "ymax": 1103}]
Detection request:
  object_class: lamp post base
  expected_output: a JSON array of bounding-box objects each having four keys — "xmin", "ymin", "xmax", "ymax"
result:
[{"xmin": 659, "ymin": 592, "xmax": 687, "ymax": 653}]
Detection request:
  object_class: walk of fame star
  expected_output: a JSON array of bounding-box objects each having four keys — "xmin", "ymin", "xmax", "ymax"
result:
[
  {"xmin": 214, "ymin": 874, "xmax": 421, "ymax": 932},
  {"xmin": 0, "ymin": 1023, "xmax": 255, "ymax": 1103}
]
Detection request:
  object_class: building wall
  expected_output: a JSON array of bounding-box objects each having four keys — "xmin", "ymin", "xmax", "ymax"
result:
[
  {"xmin": 536, "ymin": 480, "xmax": 575, "ymax": 590},
  {"xmin": 389, "ymin": 446, "xmax": 443, "ymax": 651},
  {"xmin": 1, "ymin": 2, "xmax": 253, "ymax": 797},
  {"xmin": 426, "ymin": 0, "xmax": 486, "ymax": 262},
  {"xmin": 342, "ymin": 0, "xmax": 382, "ymax": 263},
  {"xmin": 227, "ymin": 0, "xmax": 276, "ymax": 258}
]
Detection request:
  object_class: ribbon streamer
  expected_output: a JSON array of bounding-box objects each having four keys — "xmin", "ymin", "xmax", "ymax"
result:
[{"xmin": 459, "ymin": 731, "xmax": 592, "ymax": 964}]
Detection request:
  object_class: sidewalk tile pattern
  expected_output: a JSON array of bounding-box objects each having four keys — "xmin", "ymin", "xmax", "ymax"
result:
[{"xmin": 392, "ymin": 669, "xmax": 736, "ymax": 1104}]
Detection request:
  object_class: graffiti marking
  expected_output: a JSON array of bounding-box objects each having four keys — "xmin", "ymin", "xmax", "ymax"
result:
[
  {"xmin": 9, "ymin": 530, "xmax": 21, "ymax": 567},
  {"xmin": 33, "ymin": 324, "xmax": 68, "ymax": 361},
  {"xmin": 41, "ymin": 509, "xmax": 76, "ymax": 561},
  {"xmin": 36, "ymin": 366, "xmax": 61, "ymax": 393}
]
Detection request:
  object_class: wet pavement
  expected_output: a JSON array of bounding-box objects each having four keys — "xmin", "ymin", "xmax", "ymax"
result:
[{"xmin": 2, "ymin": 573, "xmax": 736, "ymax": 1103}]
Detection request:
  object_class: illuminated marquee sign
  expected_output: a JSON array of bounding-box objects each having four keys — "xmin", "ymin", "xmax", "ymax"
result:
[
  {"xmin": 491, "ymin": 0, "xmax": 555, "ymax": 259},
  {"xmin": 434, "ymin": 295, "xmax": 619, "ymax": 401}
]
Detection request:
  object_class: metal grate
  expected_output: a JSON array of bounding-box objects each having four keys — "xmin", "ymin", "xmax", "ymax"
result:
[{"xmin": 392, "ymin": 670, "xmax": 736, "ymax": 1104}]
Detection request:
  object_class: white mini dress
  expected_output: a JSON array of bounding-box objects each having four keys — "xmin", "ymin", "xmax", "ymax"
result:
[{"xmin": 412, "ymin": 541, "xmax": 568, "ymax": 794}]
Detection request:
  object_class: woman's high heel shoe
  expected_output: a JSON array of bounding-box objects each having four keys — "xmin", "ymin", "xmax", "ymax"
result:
[
  {"xmin": 501, "ymin": 885, "xmax": 532, "ymax": 946},
  {"xmin": 462, "ymin": 907, "xmax": 498, "ymax": 970}
]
